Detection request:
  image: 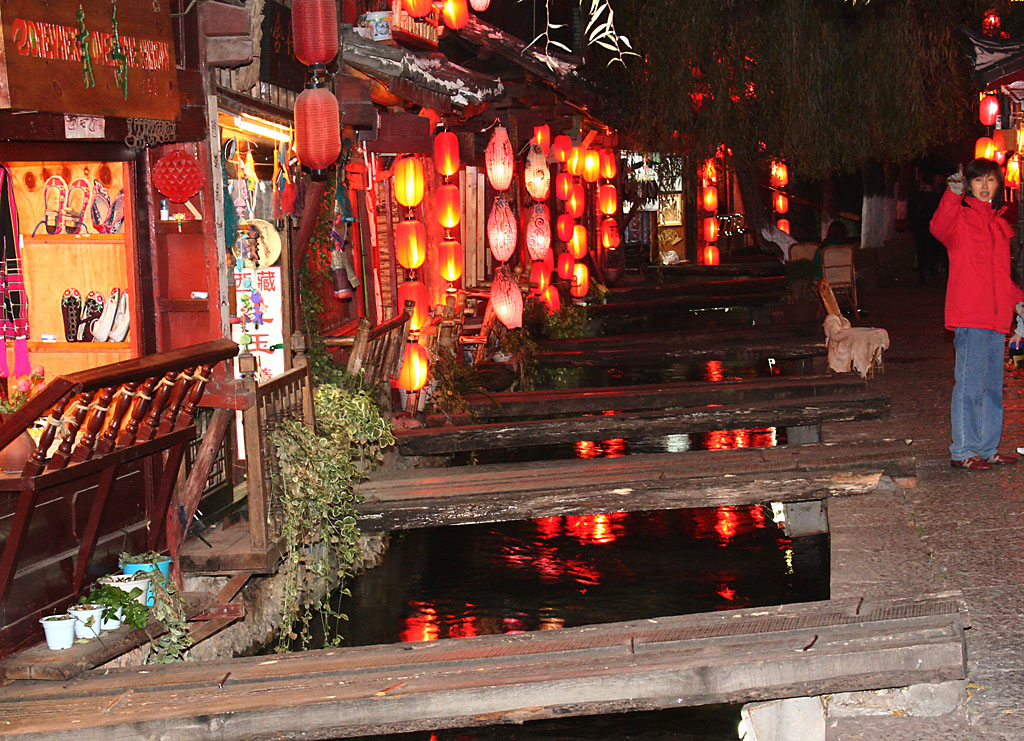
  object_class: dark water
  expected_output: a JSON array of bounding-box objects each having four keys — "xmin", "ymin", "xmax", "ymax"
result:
[
  {"xmin": 539, "ymin": 358, "xmax": 778, "ymax": 389},
  {"xmin": 598, "ymin": 306, "xmax": 758, "ymax": 336}
]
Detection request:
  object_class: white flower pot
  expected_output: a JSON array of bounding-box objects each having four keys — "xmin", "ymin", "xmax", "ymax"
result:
[
  {"xmin": 99, "ymin": 573, "xmax": 151, "ymax": 605},
  {"xmin": 100, "ymin": 606, "xmax": 123, "ymax": 631},
  {"xmin": 69, "ymin": 604, "xmax": 104, "ymax": 639},
  {"xmin": 39, "ymin": 614, "xmax": 76, "ymax": 650}
]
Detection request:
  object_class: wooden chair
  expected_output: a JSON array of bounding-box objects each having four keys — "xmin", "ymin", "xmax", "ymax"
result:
[
  {"xmin": 789, "ymin": 242, "xmax": 819, "ymax": 263},
  {"xmin": 820, "ymin": 244, "xmax": 858, "ymax": 318}
]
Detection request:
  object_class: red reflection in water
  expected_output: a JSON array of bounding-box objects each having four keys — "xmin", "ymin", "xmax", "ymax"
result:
[
  {"xmin": 715, "ymin": 506, "xmax": 739, "ymax": 544},
  {"xmin": 565, "ymin": 513, "xmax": 622, "ymax": 544},
  {"xmin": 536, "ymin": 516, "xmax": 562, "ymax": 539},
  {"xmin": 575, "ymin": 440, "xmax": 599, "ymax": 458},
  {"xmin": 503, "ymin": 616, "xmax": 526, "ymax": 634},
  {"xmin": 750, "ymin": 505, "xmax": 766, "ymax": 528},
  {"xmin": 701, "ymin": 427, "xmax": 777, "ymax": 451},
  {"xmin": 447, "ymin": 614, "xmax": 478, "ymax": 638},
  {"xmin": 401, "ymin": 602, "xmax": 440, "ymax": 642},
  {"xmin": 718, "ymin": 585, "xmax": 736, "ymax": 601},
  {"xmin": 603, "ymin": 438, "xmax": 627, "ymax": 458},
  {"xmin": 703, "ymin": 359, "xmax": 725, "ymax": 381}
]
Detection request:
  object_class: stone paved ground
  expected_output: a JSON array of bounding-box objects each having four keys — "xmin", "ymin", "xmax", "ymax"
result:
[{"xmin": 826, "ymin": 275, "xmax": 1024, "ymax": 740}]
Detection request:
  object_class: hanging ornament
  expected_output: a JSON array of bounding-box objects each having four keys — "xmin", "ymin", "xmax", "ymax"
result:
[
  {"xmin": 571, "ymin": 263, "xmax": 589, "ymax": 298},
  {"xmin": 441, "ymin": 0, "xmax": 469, "ymax": 29},
  {"xmin": 434, "ymin": 131, "xmax": 460, "ymax": 177},
  {"xmin": 599, "ymin": 149, "xmax": 617, "ymax": 179},
  {"xmin": 294, "ymin": 85, "xmax": 340, "ymax": 179},
  {"xmin": 773, "ymin": 193, "xmax": 789, "ymax": 214},
  {"xmin": 600, "ymin": 218, "xmax": 620, "ymax": 249},
  {"xmin": 582, "ymin": 150, "xmax": 600, "ymax": 183},
  {"xmin": 524, "ymin": 144, "xmax": 551, "ymax": 201},
  {"xmin": 1007, "ymin": 154, "xmax": 1021, "ymax": 189},
  {"xmin": 555, "ymin": 173, "xmax": 573, "ymax": 201},
  {"xmin": 397, "ymin": 342, "xmax": 429, "ymax": 391},
  {"xmin": 398, "ymin": 279, "xmax": 430, "ymax": 331},
  {"xmin": 395, "ymin": 220, "xmax": 427, "ymax": 270},
  {"xmin": 525, "ymin": 203, "xmax": 552, "ymax": 261},
  {"xmin": 542, "ymin": 283, "xmax": 561, "ymax": 313},
  {"xmin": 487, "ymin": 197, "xmax": 517, "ymax": 262},
  {"xmin": 529, "ymin": 262, "xmax": 550, "ymax": 295},
  {"xmin": 980, "ymin": 94, "xmax": 999, "ymax": 126},
  {"xmin": 975, "ymin": 136, "xmax": 996, "ymax": 160},
  {"xmin": 702, "ymin": 185, "xmax": 718, "ymax": 212},
  {"xmin": 776, "ymin": 219, "xmax": 790, "ymax": 234},
  {"xmin": 405, "ymin": 0, "xmax": 433, "ymax": 18},
  {"xmin": 598, "ymin": 184, "xmax": 618, "ymax": 215},
  {"xmin": 569, "ymin": 225, "xmax": 588, "ymax": 259},
  {"xmin": 567, "ymin": 183, "xmax": 585, "ymax": 219},
  {"xmin": 556, "ymin": 214, "xmax": 575, "ymax": 242},
  {"xmin": 566, "ymin": 147, "xmax": 583, "ymax": 176},
  {"xmin": 557, "ymin": 251, "xmax": 575, "ymax": 280},
  {"xmin": 491, "ymin": 265, "xmax": 523, "ymax": 329},
  {"xmin": 703, "ymin": 216, "xmax": 719, "ymax": 242},
  {"xmin": 435, "ymin": 184, "xmax": 461, "ymax": 228},
  {"xmin": 770, "ymin": 160, "xmax": 788, "ymax": 188},
  {"xmin": 394, "ymin": 156, "xmax": 425, "ymax": 208},
  {"xmin": 532, "ymin": 124, "xmax": 551, "ymax": 155},
  {"xmin": 551, "ymin": 135, "xmax": 571, "ymax": 163},
  {"xmin": 292, "ymin": 0, "xmax": 339, "ymax": 65},
  {"xmin": 485, "ymin": 124, "xmax": 514, "ymax": 191},
  {"xmin": 470, "ymin": 0, "xmax": 490, "ymax": 10},
  {"xmin": 703, "ymin": 244, "xmax": 720, "ymax": 266},
  {"xmin": 438, "ymin": 239, "xmax": 463, "ymax": 284},
  {"xmin": 152, "ymin": 149, "xmax": 204, "ymax": 204}
]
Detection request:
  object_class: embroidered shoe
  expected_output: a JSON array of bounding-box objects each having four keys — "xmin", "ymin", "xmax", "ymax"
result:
[
  {"xmin": 78, "ymin": 291, "xmax": 103, "ymax": 342},
  {"xmin": 60, "ymin": 288, "xmax": 81, "ymax": 342},
  {"xmin": 987, "ymin": 452, "xmax": 1018, "ymax": 465},
  {"xmin": 951, "ymin": 456, "xmax": 994, "ymax": 471},
  {"xmin": 107, "ymin": 291, "xmax": 130, "ymax": 343},
  {"xmin": 91, "ymin": 287, "xmax": 119, "ymax": 343}
]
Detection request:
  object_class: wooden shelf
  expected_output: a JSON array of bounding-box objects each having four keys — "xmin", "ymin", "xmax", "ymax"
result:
[
  {"xmin": 155, "ymin": 219, "xmax": 204, "ymax": 234},
  {"xmin": 27, "ymin": 341, "xmax": 130, "ymax": 352},
  {"xmin": 24, "ymin": 234, "xmax": 125, "ymax": 245}
]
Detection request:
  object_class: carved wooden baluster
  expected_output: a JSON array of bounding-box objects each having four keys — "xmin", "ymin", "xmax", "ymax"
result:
[
  {"xmin": 95, "ymin": 381, "xmax": 139, "ymax": 456},
  {"xmin": 69, "ymin": 386, "xmax": 115, "ymax": 463},
  {"xmin": 48, "ymin": 391, "xmax": 97, "ymax": 470},
  {"xmin": 118, "ymin": 375, "xmax": 158, "ymax": 447},
  {"xmin": 139, "ymin": 372, "xmax": 177, "ymax": 442},
  {"xmin": 157, "ymin": 368, "xmax": 196, "ymax": 435},
  {"xmin": 180, "ymin": 362, "xmax": 215, "ymax": 427},
  {"xmin": 24, "ymin": 392, "xmax": 74, "ymax": 476}
]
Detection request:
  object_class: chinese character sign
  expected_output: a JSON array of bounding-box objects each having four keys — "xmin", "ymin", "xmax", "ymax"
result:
[{"xmin": 232, "ymin": 266, "xmax": 284, "ymax": 382}]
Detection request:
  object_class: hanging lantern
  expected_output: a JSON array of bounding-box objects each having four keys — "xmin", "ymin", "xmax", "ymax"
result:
[
  {"xmin": 703, "ymin": 159, "xmax": 718, "ymax": 184},
  {"xmin": 566, "ymin": 147, "xmax": 583, "ymax": 176},
  {"xmin": 434, "ymin": 131, "xmax": 460, "ymax": 177},
  {"xmin": 529, "ymin": 262, "xmax": 550, "ymax": 295},
  {"xmin": 435, "ymin": 184, "xmax": 461, "ymax": 228},
  {"xmin": 292, "ymin": 0, "xmax": 338, "ymax": 66},
  {"xmin": 569, "ymin": 225, "xmax": 588, "ymax": 259},
  {"xmin": 441, "ymin": 0, "xmax": 469, "ymax": 29},
  {"xmin": 776, "ymin": 219, "xmax": 790, "ymax": 234},
  {"xmin": 555, "ymin": 173, "xmax": 573, "ymax": 200},
  {"xmin": 600, "ymin": 149, "xmax": 617, "ymax": 179},
  {"xmin": 980, "ymin": 94, "xmax": 1000, "ymax": 126},
  {"xmin": 571, "ymin": 263, "xmax": 589, "ymax": 298},
  {"xmin": 394, "ymin": 156, "xmax": 425, "ymax": 208},
  {"xmin": 600, "ymin": 218, "xmax": 619, "ymax": 249},
  {"xmin": 485, "ymin": 124, "xmax": 514, "ymax": 191},
  {"xmin": 556, "ymin": 214, "xmax": 575, "ymax": 241},
  {"xmin": 397, "ymin": 342, "xmax": 429, "ymax": 392},
  {"xmin": 542, "ymin": 284, "xmax": 561, "ymax": 313},
  {"xmin": 702, "ymin": 185, "xmax": 718, "ymax": 212},
  {"xmin": 703, "ymin": 216, "xmax": 719, "ymax": 243},
  {"xmin": 405, "ymin": 0, "xmax": 433, "ymax": 17},
  {"xmin": 487, "ymin": 197, "xmax": 517, "ymax": 262},
  {"xmin": 395, "ymin": 220, "xmax": 427, "ymax": 270},
  {"xmin": 525, "ymin": 203, "xmax": 552, "ymax": 261},
  {"xmin": 975, "ymin": 136, "xmax": 996, "ymax": 160},
  {"xmin": 557, "ymin": 251, "xmax": 575, "ymax": 280},
  {"xmin": 703, "ymin": 244, "xmax": 720, "ymax": 266},
  {"xmin": 995, "ymin": 150, "xmax": 1007, "ymax": 165},
  {"xmin": 1006, "ymin": 154, "xmax": 1021, "ymax": 189},
  {"xmin": 491, "ymin": 266, "xmax": 523, "ymax": 329},
  {"xmin": 438, "ymin": 239, "xmax": 463, "ymax": 284},
  {"xmin": 397, "ymin": 279, "xmax": 430, "ymax": 331},
  {"xmin": 294, "ymin": 85, "xmax": 340, "ymax": 179},
  {"xmin": 770, "ymin": 160, "xmax": 788, "ymax": 188},
  {"xmin": 598, "ymin": 184, "xmax": 618, "ymax": 215},
  {"xmin": 524, "ymin": 144, "xmax": 551, "ymax": 201},
  {"xmin": 533, "ymin": 124, "xmax": 551, "ymax": 155},
  {"xmin": 552, "ymin": 135, "xmax": 571, "ymax": 163},
  {"xmin": 567, "ymin": 183, "xmax": 585, "ymax": 219},
  {"xmin": 773, "ymin": 192, "xmax": 789, "ymax": 214},
  {"xmin": 582, "ymin": 150, "xmax": 601, "ymax": 183}
]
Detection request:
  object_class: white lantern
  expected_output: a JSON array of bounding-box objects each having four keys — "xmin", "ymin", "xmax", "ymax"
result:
[
  {"xmin": 524, "ymin": 144, "xmax": 550, "ymax": 201},
  {"xmin": 487, "ymin": 197, "xmax": 517, "ymax": 262},
  {"xmin": 485, "ymin": 124, "xmax": 514, "ymax": 191},
  {"xmin": 525, "ymin": 203, "xmax": 551, "ymax": 261}
]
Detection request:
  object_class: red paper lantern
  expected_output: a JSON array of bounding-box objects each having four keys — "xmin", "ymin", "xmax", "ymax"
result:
[
  {"xmin": 152, "ymin": 149, "xmax": 203, "ymax": 203},
  {"xmin": 441, "ymin": 0, "xmax": 468, "ymax": 29},
  {"xmin": 525, "ymin": 203, "xmax": 551, "ymax": 261},
  {"xmin": 434, "ymin": 131, "xmax": 460, "ymax": 177},
  {"xmin": 398, "ymin": 279, "xmax": 430, "ymax": 331},
  {"xmin": 438, "ymin": 239, "xmax": 463, "ymax": 283},
  {"xmin": 394, "ymin": 156, "xmax": 425, "ymax": 208},
  {"xmin": 773, "ymin": 193, "xmax": 789, "ymax": 214},
  {"xmin": 567, "ymin": 183, "xmax": 585, "ymax": 219},
  {"xmin": 533, "ymin": 124, "xmax": 551, "ymax": 155},
  {"xmin": 542, "ymin": 284, "xmax": 561, "ymax": 313},
  {"xmin": 975, "ymin": 136, "xmax": 996, "ymax": 160},
  {"xmin": 405, "ymin": 0, "xmax": 433, "ymax": 18},
  {"xmin": 776, "ymin": 218, "xmax": 790, "ymax": 234},
  {"xmin": 702, "ymin": 185, "xmax": 718, "ymax": 212},
  {"xmin": 485, "ymin": 124, "xmax": 514, "ymax": 191},
  {"xmin": 556, "ymin": 214, "xmax": 575, "ymax": 241},
  {"xmin": 552, "ymin": 135, "xmax": 571, "ymax": 163},
  {"xmin": 487, "ymin": 197, "xmax": 517, "ymax": 262},
  {"xmin": 703, "ymin": 244, "xmax": 720, "ymax": 266},
  {"xmin": 1007, "ymin": 154, "xmax": 1021, "ymax": 189},
  {"xmin": 398, "ymin": 342, "xmax": 429, "ymax": 392},
  {"xmin": 980, "ymin": 94, "xmax": 999, "ymax": 126},
  {"xmin": 569, "ymin": 225, "xmax": 588, "ymax": 259},
  {"xmin": 566, "ymin": 147, "xmax": 583, "ymax": 176},
  {"xmin": 529, "ymin": 262, "xmax": 550, "ymax": 295},
  {"xmin": 491, "ymin": 266, "xmax": 523, "ymax": 329},
  {"xmin": 525, "ymin": 144, "xmax": 551, "ymax": 201},
  {"xmin": 995, "ymin": 150, "xmax": 1007, "ymax": 165},
  {"xmin": 292, "ymin": 0, "xmax": 338, "ymax": 66},
  {"xmin": 395, "ymin": 220, "xmax": 427, "ymax": 270},
  {"xmin": 555, "ymin": 173, "xmax": 573, "ymax": 200},
  {"xmin": 557, "ymin": 251, "xmax": 575, "ymax": 280},
  {"xmin": 294, "ymin": 86, "xmax": 340, "ymax": 179},
  {"xmin": 598, "ymin": 184, "xmax": 618, "ymax": 215},
  {"xmin": 435, "ymin": 184, "xmax": 461, "ymax": 228},
  {"xmin": 571, "ymin": 263, "xmax": 589, "ymax": 298},
  {"xmin": 703, "ymin": 216, "xmax": 719, "ymax": 243},
  {"xmin": 770, "ymin": 160, "xmax": 788, "ymax": 188},
  {"xmin": 600, "ymin": 218, "xmax": 619, "ymax": 249},
  {"xmin": 582, "ymin": 150, "xmax": 600, "ymax": 183},
  {"xmin": 600, "ymin": 149, "xmax": 617, "ymax": 180}
]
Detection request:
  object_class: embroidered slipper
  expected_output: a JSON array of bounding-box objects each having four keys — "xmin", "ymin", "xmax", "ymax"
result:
[
  {"xmin": 91, "ymin": 180, "xmax": 111, "ymax": 234},
  {"xmin": 43, "ymin": 175, "xmax": 68, "ymax": 235},
  {"xmin": 106, "ymin": 192, "xmax": 124, "ymax": 234},
  {"xmin": 91, "ymin": 287, "xmax": 119, "ymax": 342},
  {"xmin": 61, "ymin": 288, "xmax": 82, "ymax": 342},
  {"xmin": 107, "ymin": 291, "xmax": 130, "ymax": 342},
  {"xmin": 64, "ymin": 178, "xmax": 91, "ymax": 235},
  {"xmin": 78, "ymin": 291, "xmax": 103, "ymax": 342}
]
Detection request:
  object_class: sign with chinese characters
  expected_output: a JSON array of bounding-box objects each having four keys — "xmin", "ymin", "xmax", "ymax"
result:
[
  {"xmin": 0, "ymin": 0, "xmax": 179, "ymax": 121},
  {"xmin": 231, "ymin": 267, "xmax": 285, "ymax": 382},
  {"xmin": 259, "ymin": 1, "xmax": 306, "ymax": 93}
]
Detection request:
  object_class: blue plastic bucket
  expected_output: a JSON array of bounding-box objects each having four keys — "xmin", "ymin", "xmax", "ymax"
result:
[{"xmin": 122, "ymin": 558, "xmax": 172, "ymax": 606}]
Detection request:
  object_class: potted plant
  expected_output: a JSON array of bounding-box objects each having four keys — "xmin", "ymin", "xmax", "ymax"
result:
[
  {"xmin": 82, "ymin": 582, "xmax": 149, "ymax": 632},
  {"xmin": 39, "ymin": 613, "xmax": 76, "ymax": 650},
  {"xmin": 120, "ymin": 551, "xmax": 172, "ymax": 605},
  {"xmin": 0, "ymin": 370, "xmax": 45, "ymax": 474},
  {"xmin": 98, "ymin": 572, "xmax": 151, "ymax": 605},
  {"xmin": 68, "ymin": 603, "xmax": 105, "ymax": 639}
]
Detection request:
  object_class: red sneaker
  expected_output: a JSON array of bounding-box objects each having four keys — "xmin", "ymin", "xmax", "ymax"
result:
[
  {"xmin": 987, "ymin": 452, "xmax": 1018, "ymax": 465},
  {"xmin": 951, "ymin": 456, "xmax": 994, "ymax": 471}
]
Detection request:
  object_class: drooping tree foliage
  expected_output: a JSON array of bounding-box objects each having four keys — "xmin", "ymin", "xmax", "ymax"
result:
[{"xmin": 604, "ymin": 0, "xmax": 979, "ymax": 179}]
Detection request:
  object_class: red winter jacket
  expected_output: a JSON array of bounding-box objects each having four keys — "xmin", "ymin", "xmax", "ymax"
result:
[{"xmin": 930, "ymin": 188, "xmax": 1024, "ymax": 332}]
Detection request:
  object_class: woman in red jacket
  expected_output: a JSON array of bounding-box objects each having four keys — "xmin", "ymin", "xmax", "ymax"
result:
[{"xmin": 930, "ymin": 158, "xmax": 1024, "ymax": 471}]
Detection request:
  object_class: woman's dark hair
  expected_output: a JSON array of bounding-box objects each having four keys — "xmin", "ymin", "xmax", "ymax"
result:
[{"xmin": 964, "ymin": 158, "xmax": 1005, "ymax": 209}]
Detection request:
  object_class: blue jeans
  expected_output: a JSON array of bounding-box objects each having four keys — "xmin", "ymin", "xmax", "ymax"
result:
[{"xmin": 951, "ymin": 327, "xmax": 1007, "ymax": 460}]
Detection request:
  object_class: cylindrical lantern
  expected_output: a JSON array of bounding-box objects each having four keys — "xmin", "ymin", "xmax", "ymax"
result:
[
  {"xmin": 571, "ymin": 263, "xmax": 589, "ymax": 298},
  {"xmin": 980, "ymin": 94, "xmax": 999, "ymax": 126},
  {"xmin": 524, "ymin": 144, "xmax": 551, "ymax": 201},
  {"xmin": 533, "ymin": 124, "xmax": 551, "ymax": 155},
  {"xmin": 292, "ymin": 0, "xmax": 338, "ymax": 66},
  {"xmin": 485, "ymin": 124, "xmax": 514, "ymax": 191},
  {"xmin": 487, "ymin": 197, "xmax": 517, "ymax": 262},
  {"xmin": 703, "ymin": 244, "xmax": 720, "ymax": 266},
  {"xmin": 434, "ymin": 131, "xmax": 460, "ymax": 177},
  {"xmin": 395, "ymin": 220, "xmax": 427, "ymax": 270},
  {"xmin": 435, "ymin": 184, "xmax": 461, "ymax": 229},
  {"xmin": 598, "ymin": 184, "xmax": 618, "ymax": 215},
  {"xmin": 394, "ymin": 156, "xmax": 425, "ymax": 208},
  {"xmin": 975, "ymin": 136, "xmax": 996, "ymax": 160},
  {"xmin": 557, "ymin": 251, "xmax": 575, "ymax": 280},
  {"xmin": 599, "ymin": 149, "xmax": 617, "ymax": 179},
  {"xmin": 438, "ymin": 239, "xmax": 463, "ymax": 283},
  {"xmin": 470, "ymin": 0, "xmax": 490, "ymax": 10},
  {"xmin": 529, "ymin": 261, "xmax": 550, "ymax": 295},
  {"xmin": 1007, "ymin": 154, "xmax": 1021, "ymax": 189},
  {"xmin": 582, "ymin": 150, "xmax": 600, "ymax": 183},
  {"xmin": 552, "ymin": 135, "xmax": 571, "ymax": 163},
  {"xmin": 441, "ymin": 0, "xmax": 468, "ymax": 29},
  {"xmin": 542, "ymin": 284, "xmax": 561, "ymax": 313},
  {"xmin": 491, "ymin": 266, "xmax": 523, "ymax": 329},
  {"xmin": 600, "ymin": 218, "xmax": 620, "ymax": 249},
  {"xmin": 566, "ymin": 147, "xmax": 583, "ymax": 176},
  {"xmin": 294, "ymin": 85, "xmax": 341, "ymax": 179},
  {"xmin": 569, "ymin": 224, "xmax": 587, "ymax": 259},
  {"xmin": 556, "ymin": 214, "xmax": 575, "ymax": 241},
  {"xmin": 703, "ymin": 216, "xmax": 719, "ymax": 243},
  {"xmin": 567, "ymin": 183, "xmax": 585, "ymax": 219},
  {"xmin": 555, "ymin": 173, "xmax": 573, "ymax": 200},
  {"xmin": 776, "ymin": 219, "xmax": 790, "ymax": 234},
  {"xmin": 397, "ymin": 342, "xmax": 429, "ymax": 392},
  {"xmin": 770, "ymin": 161, "xmax": 788, "ymax": 188},
  {"xmin": 397, "ymin": 279, "xmax": 430, "ymax": 331},
  {"xmin": 405, "ymin": 0, "xmax": 433, "ymax": 17},
  {"xmin": 702, "ymin": 185, "xmax": 718, "ymax": 212},
  {"xmin": 773, "ymin": 192, "xmax": 789, "ymax": 214},
  {"xmin": 525, "ymin": 203, "xmax": 551, "ymax": 261}
]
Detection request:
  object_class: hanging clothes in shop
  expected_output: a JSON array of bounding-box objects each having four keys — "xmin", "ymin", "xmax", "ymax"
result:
[{"xmin": 0, "ymin": 165, "xmax": 29, "ymax": 379}]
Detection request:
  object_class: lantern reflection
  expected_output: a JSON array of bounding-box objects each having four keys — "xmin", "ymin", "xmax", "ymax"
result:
[
  {"xmin": 400, "ymin": 601, "xmax": 440, "ymax": 642},
  {"xmin": 715, "ymin": 506, "xmax": 739, "ymax": 544}
]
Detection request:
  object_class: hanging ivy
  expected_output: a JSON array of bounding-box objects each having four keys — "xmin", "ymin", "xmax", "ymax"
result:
[{"xmin": 300, "ymin": 166, "xmax": 339, "ymax": 383}]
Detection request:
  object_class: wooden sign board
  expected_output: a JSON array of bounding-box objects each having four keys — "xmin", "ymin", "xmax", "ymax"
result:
[
  {"xmin": 0, "ymin": 0, "xmax": 179, "ymax": 121},
  {"xmin": 259, "ymin": 1, "xmax": 306, "ymax": 93}
]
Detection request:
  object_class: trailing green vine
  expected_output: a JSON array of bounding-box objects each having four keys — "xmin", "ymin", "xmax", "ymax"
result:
[{"xmin": 300, "ymin": 166, "xmax": 339, "ymax": 383}]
